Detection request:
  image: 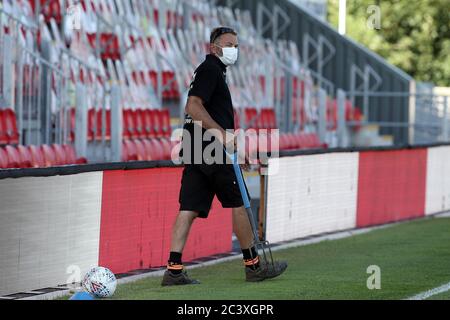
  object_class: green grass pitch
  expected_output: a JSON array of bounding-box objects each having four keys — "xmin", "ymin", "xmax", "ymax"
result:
[{"xmin": 63, "ymin": 217, "xmax": 450, "ymax": 300}]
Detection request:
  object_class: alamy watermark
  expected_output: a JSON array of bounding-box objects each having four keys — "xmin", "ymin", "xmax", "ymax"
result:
[
  {"xmin": 170, "ymin": 121, "xmax": 280, "ymax": 175},
  {"xmin": 66, "ymin": 264, "xmax": 82, "ymax": 289},
  {"xmin": 66, "ymin": 1, "xmax": 82, "ymax": 30},
  {"xmin": 366, "ymin": 5, "xmax": 381, "ymax": 30},
  {"xmin": 366, "ymin": 265, "xmax": 381, "ymax": 290}
]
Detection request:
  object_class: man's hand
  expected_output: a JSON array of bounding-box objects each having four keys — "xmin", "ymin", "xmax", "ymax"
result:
[
  {"xmin": 240, "ymin": 154, "xmax": 251, "ymax": 172},
  {"xmin": 222, "ymin": 130, "xmax": 237, "ymax": 153}
]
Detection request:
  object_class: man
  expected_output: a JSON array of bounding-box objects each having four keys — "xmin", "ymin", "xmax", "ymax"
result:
[{"xmin": 161, "ymin": 27, "xmax": 287, "ymax": 286}]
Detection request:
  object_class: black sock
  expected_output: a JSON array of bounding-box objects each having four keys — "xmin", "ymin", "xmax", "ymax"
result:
[
  {"xmin": 167, "ymin": 251, "xmax": 183, "ymax": 275},
  {"xmin": 242, "ymin": 247, "xmax": 260, "ymax": 270}
]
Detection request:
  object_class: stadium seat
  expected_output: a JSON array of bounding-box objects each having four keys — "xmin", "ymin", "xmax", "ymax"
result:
[
  {"xmin": 123, "ymin": 109, "xmax": 138, "ymax": 140},
  {"xmin": 41, "ymin": 145, "xmax": 57, "ymax": 167},
  {"xmin": 28, "ymin": 0, "xmax": 62, "ymax": 24},
  {"xmin": 158, "ymin": 138, "xmax": 173, "ymax": 160},
  {"xmin": 0, "ymin": 109, "xmax": 19, "ymax": 145},
  {"xmin": 88, "ymin": 109, "xmax": 96, "ymax": 142},
  {"xmin": 158, "ymin": 109, "xmax": 172, "ymax": 138},
  {"xmin": 16, "ymin": 145, "xmax": 33, "ymax": 168},
  {"xmin": 28, "ymin": 145, "xmax": 46, "ymax": 168},
  {"xmin": 4, "ymin": 109, "xmax": 19, "ymax": 144},
  {"xmin": 4, "ymin": 145, "xmax": 21, "ymax": 168},
  {"xmin": 133, "ymin": 139, "xmax": 147, "ymax": 161},
  {"xmin": 123, "ymin": 140, "xmax": 138, "ymax": 161},
  {"xmin": 62, "ymin": 144, "xmax": 87, "ymax": 164},
  {"xmin": 52, "ymin": 144, "xmax": 68, "ymax": 165},
  {"xmin": 95, "ymin": 109, "xmax": 111, "ymax": 141},
  {"xmin": 234, "ymin": 109, "xmax": 241, "ymax": 129},
  {"xmin": 142, "ymin": 109, "xmax": 157, "ymax": 139},
  {"xmin": 0, "ymin": 110, "xmax": 8, "ymax": 144},
  {"xmin": 135, "ymin": 109, "xmax": 146, "ymax": 139},
  {"xmin": 244, "ymin": 108, "xmax": 258, "ymax": 130},
  {"xmin": 146, "ymin": 139, "xmax": 165, "ymax": 161},
  {"xmin": 86, "ymin": 33, "xmax": 121, "ymax": 61},
  {"xmin": 0, "ymin": 147, "xmax": 8, "ymax": 169},
  {"xmin": 152, "ymin": 110, "xmax": 163, "ymax": 138}
]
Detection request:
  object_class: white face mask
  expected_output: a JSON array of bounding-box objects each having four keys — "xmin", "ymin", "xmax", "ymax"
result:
[{"xmin": 216, "ymin": 46, "xmax": 239, "ymax": 66}]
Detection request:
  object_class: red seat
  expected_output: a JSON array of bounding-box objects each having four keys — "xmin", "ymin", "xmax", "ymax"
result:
[
  {"xmin": 327, "ymin": 98, "xmax": 337, "ymax": 131},
  {"xmin": 234, "ymin": 109, "xmax": 241, "ymax": 129},
  {"xmin": 159, "ymin": 109, "xmax": 172, "ymax": 138},
  {"xmin": 86, "ymin": 33, "xmax": 120, "ymax": 61},
  {"xmin": 17, "ymin": 145, "xmax": 33, "ymax": 168},
  {"xmin": 142, "ymin": 109, "xmax": 157, "ymax": 139},
  {"xmin": 148, "ymin": 70, "xmax": 158, "ymax": 93},
  {"xmin": 158, "ymin": 138, "xmax": 172, "ymax": 160},
  {"xmin": 52, "ymin": 144, "xmax": 68, "ymax": 165},
  {"xmin": 143, "ymin": 139, "xmax": 164, "ymax": 161},
  {"xmin": 0, "ymin": 110, "xmax": 8, "ymax": 144},
  {"xmin": 123, "ymin": 140, "xmax": 138, "ymax": 161},
  {"xmin": 95, "ymin": 109, "xmax": 111, "ymax": 141},
  {"xmin": 28, "ymin": 0, "xmax": 62, "ymax": 23},
  {"xmin": 133, "ymin": 139, "xmax": 147, "ymax": 161},
  {"xmin": 152, "ymin": 110, "xmax": 163, "ymax": 138},
  {"xmin": 4, "ymin": 109, "xmax": 19, "ymax": 144},
  {"xmin": 4, "ymin": 145, "xmax": 21, "ymax": 168},
  {"xmin": 244, "ymin": 108, "xmax": 258, "ymax": 129},
  {"xmin": 135, "ymin": 109, "xmax": 147, "ymax": 139},
  {"xmin": 0, "ymin": 147, "xmax": 8, "ymax": 168},
  {"xmin": 123, "ymin": 109, "xmax": 138, "ymax": 140},
  {"xmin": 69, "ymin": 108, "xmax": 76, "ymax": 142},
  {"xmin": 62, "ymin": 144, "xmax": 87, "ymax": 164},
  {"xmin": 0, "ymin": 109, "xmax": 19, "ymax": 145},
  {"xmin": 69, "ymin": 108, "xmax": 96, "ymax": 142},
  {"xmin": 41, "ymin": 144, "xmax": 57, "ymax": 167},
  {"xmin": 88, "ymin": 109, "xmax": 96, "ymax": 141},
  {"xmin": 28, "ymin": 145, "xmax": 46, "ymax": 168},
  {"xmin": 295, "ymin": 134, "xmax": 306, "ymax": 149},
  {"xmin": 309, "ymin": 134, "xmax": 326, "ymax": 149}
]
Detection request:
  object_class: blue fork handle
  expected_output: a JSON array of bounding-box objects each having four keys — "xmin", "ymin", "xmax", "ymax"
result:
[
  {"xmin": 226, "ymin": 151, "xmax": 260, "ymax": 242},
  {"xmin": 226, "ymin": 151, "xmax": 251, "ymax": 209}
]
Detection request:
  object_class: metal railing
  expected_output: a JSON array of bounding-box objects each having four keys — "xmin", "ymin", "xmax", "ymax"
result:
[{"xmin": 335, "ymin": 90, "xmax": 450, "ymax": 147}]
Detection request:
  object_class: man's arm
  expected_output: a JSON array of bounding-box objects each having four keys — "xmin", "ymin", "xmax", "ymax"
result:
[{"xmin": 185, "ymin": 96, "xmax": 234, "ymax": 148}]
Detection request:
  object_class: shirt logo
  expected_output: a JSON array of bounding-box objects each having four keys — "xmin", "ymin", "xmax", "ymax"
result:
[{"xmin": 189, "ymin": 72, "xmax": 197, "ymax": 90}]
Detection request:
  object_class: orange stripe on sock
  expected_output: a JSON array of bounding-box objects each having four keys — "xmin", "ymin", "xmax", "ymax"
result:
[
  {"xmin": 167, "ymin": 264, "xmax": 184, "ymax": 270},
  {"xmin": 244, "ymin": 256, "xmax": 260, "ymax": 266}
]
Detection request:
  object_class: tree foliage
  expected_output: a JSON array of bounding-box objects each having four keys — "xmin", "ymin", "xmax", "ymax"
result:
[{"xmin": 328, "ymin": 0, "xmax": 450, "ymax": 86}]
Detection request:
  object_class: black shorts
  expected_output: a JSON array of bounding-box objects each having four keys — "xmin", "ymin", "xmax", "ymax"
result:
[{"xmin": 179, "ymin": 164, "xmax": 250, "ymax": 218}]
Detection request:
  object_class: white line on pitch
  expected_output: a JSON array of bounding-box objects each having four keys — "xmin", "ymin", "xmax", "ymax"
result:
[{"xmin": 406, "ymin": 281, "xmax": 450, "ymax": 300}]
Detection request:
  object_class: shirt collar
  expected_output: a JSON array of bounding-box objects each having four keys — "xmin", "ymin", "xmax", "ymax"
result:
[{"xmin": 206, "ymin": 54, "xmax": 227, "ymax": 72}]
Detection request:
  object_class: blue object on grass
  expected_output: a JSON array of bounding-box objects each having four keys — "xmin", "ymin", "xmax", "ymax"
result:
[{"xmin": 69, "ymin": 291, "xmax": 95, "ymax": 300}]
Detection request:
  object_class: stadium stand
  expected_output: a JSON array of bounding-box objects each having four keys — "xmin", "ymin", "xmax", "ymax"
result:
[{"xmin": 0, "ymin": 0, "xmax": 366, "ymax": 167}]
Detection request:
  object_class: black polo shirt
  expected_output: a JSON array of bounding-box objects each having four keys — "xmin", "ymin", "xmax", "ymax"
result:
[{"xmin": 181, "ymin": 54, "xmax": 235, "ymax": 164}]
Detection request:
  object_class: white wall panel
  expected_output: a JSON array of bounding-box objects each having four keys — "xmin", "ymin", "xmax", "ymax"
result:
[
  {"xmin": 266, "ymin": 153, "xmax": 359, "ymax": 243},
  {"xmin": 426, "ymin": 146, "xmax": 450, "ymax": 215},
  {"xmin": 0, "ymin": 172, "xmax": 103, "ymax": 295}
]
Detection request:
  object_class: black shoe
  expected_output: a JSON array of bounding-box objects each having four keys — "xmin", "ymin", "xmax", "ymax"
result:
[
  {"xmin": 161, "ymin": 270, "xmax": 201, "ymax": 286},
  {"xmin": 245, "ymin": 260, "xmax": 288, "ymax": 282}
]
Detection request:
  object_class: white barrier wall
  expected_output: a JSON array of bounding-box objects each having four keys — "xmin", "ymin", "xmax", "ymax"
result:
[
  {"xmin": 0, "ymin": 172, "xmax": 103, "ymax": 295},
  {"xmin": 425, "ymin": 146, "xmax": 450, "ymax": 215},
  {"xmin": 266, "ymin": 153, "xmax": 359, "ymax": 243}
]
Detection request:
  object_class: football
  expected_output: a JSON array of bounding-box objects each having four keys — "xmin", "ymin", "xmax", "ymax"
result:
[{"xmin": 82, "ymin": 266, "xmax": 117, "ymax": 298}]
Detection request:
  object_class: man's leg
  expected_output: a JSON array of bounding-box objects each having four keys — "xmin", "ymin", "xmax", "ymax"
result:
[
  {"xmin": 233, "ymin": 206, "xmax": 260, "ymax": 270},
  {"xmin": 162, "ymin": 211, "xmax": 201, "ymax": 286},
  {"xmin": 170, "ymin": 210, "xmax": 199, "ymax": 253},
  {"xmin": 232, "ymin": 206, "xmax": 288, "ymax": 282}
]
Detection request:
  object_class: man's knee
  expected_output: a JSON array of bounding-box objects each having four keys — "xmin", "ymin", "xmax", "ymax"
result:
[{"xmin": 178, "ymin": 211, "xmax": 199, "ymax": 223}]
